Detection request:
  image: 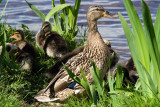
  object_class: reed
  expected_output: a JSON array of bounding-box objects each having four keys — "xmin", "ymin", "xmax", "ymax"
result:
[{"xmin": 119, "ymin": 0, "xmax": 160, "ymax": 100}]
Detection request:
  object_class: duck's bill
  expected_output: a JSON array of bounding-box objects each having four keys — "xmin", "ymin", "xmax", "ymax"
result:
[
  {"xmin": 10, "ymin": 35, "xmax": 17, "ymax": 39},
  {"xmin": 103, "ymin": 11, "xmax": 118, "ymax": 18}
]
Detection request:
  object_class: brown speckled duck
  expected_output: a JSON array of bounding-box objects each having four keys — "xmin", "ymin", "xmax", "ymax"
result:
[
  {"xmin": 36, "ymin": 21, "xmax": 68, "ymax": 58},
  {"xmin": 44, "ymin": 40, "xmax": 119, "ymax": 79},
  {"xmin": 10, "ymin": 30, "xmax": 36, "ymax": 72},
  {"xmin": 34, "ymin": 5, "xmax": 118, "ymax": 103}
]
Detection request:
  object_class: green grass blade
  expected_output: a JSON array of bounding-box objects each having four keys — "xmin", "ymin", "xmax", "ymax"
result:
[
  {"xmin": 154, "ymin": 5, "xmax": 160, "ymax": 52},
  {"xmin": 119, "ymin": 12, "xmax": 148, "ymax": 94},
  {"xmin": 108, "ymin": 71, "xmax": 114, "ymax": 92},
  {"xmin": 60, "ymin": 0, "xmax": 69, "ymax": 33},
  {"xmin": 0, "ymin": 0, "xmax": 9, "ymax": 20},
  {"xmin": 45, "ymin": 4, "xmax": 71, "ymax": 34},
  {"xmin": 90, "ymin": 69, "xmax": 103, "ymax": 96},
  {"xmin": 80, "ymin": 68, "xmax": 88, "ymax": 82},
  {"xmin": 51, "ymin": 0, "xmax": 63, "ymax": 34},
  {"xmin": 25, "ymin": 0, "xmax": 45, "ymax": 21},
  {"xmin": 139, "ymin": 61, "xmax": 157, "ymax": 98},
  {"xmin": 90, "ymin": 85, "xmax": 97, "ymax": 105},
  {"xmin": 142, "ymin": 0, "xmax": 160, "ymax": 93},
  {"xmin": 45, "ymin": 4, "xmax": 71, "ymax": 22},
  {"xmin": 123, "ymin": 0, "xmax": 150, "ymax": 71},
  {"xmin": 116, "ymin": 64, "xmax": 124, "ymax": 89},
  {"xmin": 90, "ymin": 60, "xmax": 103, "ymax": 85},
  {"xmin": 72, "ymin": 0, "xmax": 81, "ymax": 29},
  {"xmin": 63, "ymin": 64, "xmax": 92, "ymax": 99},
  {"xmin": 0, "ymin": 0, "xmax": 2, "ymax": 4}
]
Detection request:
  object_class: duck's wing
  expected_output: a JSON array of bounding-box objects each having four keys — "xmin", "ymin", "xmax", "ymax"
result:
[
  {"xmin": 44, "ymin": 46, "xmax": 84, "ymax": 78},
  {"xmin": 43, "ymin": 51, "xmax": 87, "ymax": 94}
]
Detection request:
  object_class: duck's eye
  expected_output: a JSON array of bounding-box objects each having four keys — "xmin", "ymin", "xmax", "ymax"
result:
[{"xmin": 106, "ymin": 11, "xmax": 109, "ymax": 14}]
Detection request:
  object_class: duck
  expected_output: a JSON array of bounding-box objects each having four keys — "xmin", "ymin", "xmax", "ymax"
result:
[
  {"xmin": 36, "ymin": 21, "xmax": 68, "ymax": 58},
  {"xmin": 44, "ymin": 39, "xmax": 119, "ymax": 79},
  {"xmin": 10, "ymin": 30, "xmax": 36, "ymax": 72},
  {"xmin": 34, "ymin": 5, "xmax": 119, "ymax": 103},
  {"xmin": 122, "ymin": 58, "xmax": 138, "ymax": 85}
]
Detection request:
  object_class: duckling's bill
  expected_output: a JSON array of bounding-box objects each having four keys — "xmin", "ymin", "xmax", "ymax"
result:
[
  {"xmin": 103, "ymin": 11, "xmax": 118, "ymax": 18},
  {"xmin": 10, "ymin": 34, "xmax": 17, "ymax": 39}
]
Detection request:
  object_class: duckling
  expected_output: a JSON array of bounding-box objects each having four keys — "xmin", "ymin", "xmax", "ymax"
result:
[
  {"xmin": 44, "ymin": 40, "xmax": 119, "ymax": 79},
  {"xmin": 34, "ymin": 5, "xmax": 118, "ymax": 102},
  {"xmin": 10, "ymin": 30, "xmax": 36, "ymax": 72},
  {"xmin": 122, "ymin": 58, "xmax": 138, "ymax": 85},
  {"xmin": 36, "ymin": 21, "xmax": 68, "ymax": 58}
]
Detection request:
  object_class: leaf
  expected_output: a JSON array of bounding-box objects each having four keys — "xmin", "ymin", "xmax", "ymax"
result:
[
  {"xmin": 90, "ymin": 69, "xmax": 103, "ymax": 96},
  {"xmin": 63, "ymin": 64, "xmax": 92, "ymax": 99},
  {"xmin": 80, "ymin": 68, "xmax": 88, "ymax": 82},
  {"xmin": 123, "ymin": 0, "xmax": 150, "ymax": 71},
  {"xmin": 90, "ymin": 85, "xmax": 97, "ymax": 105},
  {"xmin": 119, "ymin": 12, "xmax": 148, "ymax": 94},
  {"xmin": 139, "ymin": 61, "xmax": 157, "ymax": 98},
  {"xmin": 25, "ymin": 0, "xmax": 45, "ymax": 21},
  {"xmin": 0, "ymin": 0, "xmax": 9, "ymax": 20},
  {"xmin": 90, "ymin": 60, "xmax": 103, "ymax": 85},
  {"xmin": 45, "ymin": 4, "xmax": 71, "ymax": 21},
  {"xmin": 154, "ymin": 5, "xmax": 160, "ymax": 52},
  {"xmin": 115, "ymin": 63, "xmax": 124, "ymax": 89}
]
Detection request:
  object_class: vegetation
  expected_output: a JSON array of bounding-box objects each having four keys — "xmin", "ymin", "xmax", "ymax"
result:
[
  {"xmin": 119, "ymin": 0, "xmax": 160, "ymax": 101},
  {"xmin": 0, "ymin": 0, "xmax": 160, "ymax": 106},
  {"xmin": 25, "ymin": 0, "xmax": 84, "ymax": 51}
]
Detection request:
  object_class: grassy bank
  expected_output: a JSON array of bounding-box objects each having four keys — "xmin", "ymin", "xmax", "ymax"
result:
[{"xmin": 1, "ymin": 0, "xmax": 160, "ymax": 106}]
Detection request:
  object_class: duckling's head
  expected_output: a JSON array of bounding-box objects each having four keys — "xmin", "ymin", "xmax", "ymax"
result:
[
  {"xmin": 87, "ymin": 5, "xmax": 118, "ymax": 21},
  {"xmin": 10, "ymin": 30, "xmax": 24, "ymax": 40},
  {"xmin": 41, "ymin": 21, "xmax": 51, "ymax": 33}
]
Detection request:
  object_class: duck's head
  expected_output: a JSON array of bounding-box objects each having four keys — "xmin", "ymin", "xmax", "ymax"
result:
[
  {"xmin": 87, "ymin": 5, "xmax": 118, "ymax": 21},
  {"xmin": 10, "ymin": 30, "xmax": 24, "ymax": 40},
  {"xmin": 41, "ymin": 21, "xmax": 51, "ymax": 34}
]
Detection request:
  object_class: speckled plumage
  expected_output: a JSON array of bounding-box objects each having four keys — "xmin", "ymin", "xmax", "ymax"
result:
[{"xmin": 35, "ymin": 5, "xmax": 118, "ymax": 102}]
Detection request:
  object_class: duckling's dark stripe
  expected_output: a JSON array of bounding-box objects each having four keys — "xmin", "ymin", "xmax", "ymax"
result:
[{"xmin": 14, "ymin": 32, "xmax": 19, "ymax": 34}]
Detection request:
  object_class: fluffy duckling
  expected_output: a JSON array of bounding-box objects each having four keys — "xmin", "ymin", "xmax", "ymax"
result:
[
  {"xmin": 10, "ymin": 30, "xmax": 36, "ymax": 72},
  {"xmin": 35, "ymin": 5, "xmax": 118, "ymax": 102},
  {"xmin": 122, "ymin": 58, "xmax": 138, "ymax": 85},
  {"xmin": 44, "ymin": 40, "xmax": 119, "ymax": 79},
  {"xmin": 36, "ymin": 21, "xmax": 68, "ymax": 58}
]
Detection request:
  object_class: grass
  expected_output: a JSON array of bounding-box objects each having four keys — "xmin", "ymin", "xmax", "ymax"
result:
[
  {"xmin": 1, "ymin": 0, "xmax": 160, "ymax": 106},
  {"xmin": 0, "ymin": 0, "xmax": 85, "ymax": 106}
]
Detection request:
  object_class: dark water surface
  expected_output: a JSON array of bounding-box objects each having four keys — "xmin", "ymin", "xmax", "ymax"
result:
[{"xmin": 1, "ymin": 0, "xmax": 160, "ymax": 63}]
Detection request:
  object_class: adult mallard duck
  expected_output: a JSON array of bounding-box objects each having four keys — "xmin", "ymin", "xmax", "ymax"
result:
[
  {"xmin": 44, "ymin": 40, "xmax": 119, "ymax": 79},
  {"xmin": 36, "ymin": 21, "xmax": 68, "ymax": 58},
  {"xmin": 10, "ymin": 30, "xmax": 36, "ymax": 72},
  {"xmin": 35, "ymin": 5, "xmax": 118, "ymax": 103}
]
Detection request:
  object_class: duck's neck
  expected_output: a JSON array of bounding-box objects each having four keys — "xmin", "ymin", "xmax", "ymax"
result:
[
  {"xmin": 88, "ymin": 20, "xmax": 98, "ymax": 32},
  {"xmin": 84, "ymin": 19, "xmax": 105, "ymax": 54}
]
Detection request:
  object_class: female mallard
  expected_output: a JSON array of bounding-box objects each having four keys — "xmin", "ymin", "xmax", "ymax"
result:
[
  {"xmin": 35, "ymin": 5, "xmax": 118, "ymax": 102},
  {"xmin": 10, "ymin": 30, "xmax": 36, "ymax": 72},
  {"xmin": 44, "ymin": 40, "xmax": 119, "ymax": 79},
  {"xmin": 36, "ymin": 22, "xmax": 68, "ymax": 58}
]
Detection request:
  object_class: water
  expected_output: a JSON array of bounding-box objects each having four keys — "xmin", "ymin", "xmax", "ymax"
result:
[{"xmin": 1, "ymin": 0, "xmax": 159, "ymax": 63}]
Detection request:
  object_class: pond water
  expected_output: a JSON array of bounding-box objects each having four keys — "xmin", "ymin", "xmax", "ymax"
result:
[{"xmin": 1, "ymin": 0, "xmax": 159, "ymax": 63}]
